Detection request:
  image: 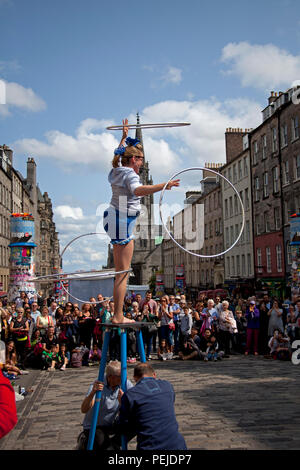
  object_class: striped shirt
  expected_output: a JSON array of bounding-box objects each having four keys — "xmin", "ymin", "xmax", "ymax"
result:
[{"xmin": 108, "ymin": 167, "xmax": 142, "ymax": 213}]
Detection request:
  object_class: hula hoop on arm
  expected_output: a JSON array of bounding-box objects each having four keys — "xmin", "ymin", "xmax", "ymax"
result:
[
  {"xmin": 159, "ymin": 167, "xmax": 245, "ymax": 259},
  {"xmin": 106, "ymin": 122, "xmax": 191, "ymax": 130}
]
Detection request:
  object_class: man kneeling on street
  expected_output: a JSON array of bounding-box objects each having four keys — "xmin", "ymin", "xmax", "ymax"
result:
[
  {"xmin": 78, "ymin": 360, "xmax": 133, "ymax": 450},
  {"xmin": 118, "ymin": 362, "xmax": 187, "ymax": 450}
]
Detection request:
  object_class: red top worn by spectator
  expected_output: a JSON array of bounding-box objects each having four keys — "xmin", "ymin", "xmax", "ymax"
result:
[{"xmin": 0, "ymin": 370, "xmax": 18, "ymax": 439}]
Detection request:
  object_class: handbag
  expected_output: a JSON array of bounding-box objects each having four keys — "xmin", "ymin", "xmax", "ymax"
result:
[{"xmin": 168, "ymin": 321, "xmax": 175, "ymax": 331}]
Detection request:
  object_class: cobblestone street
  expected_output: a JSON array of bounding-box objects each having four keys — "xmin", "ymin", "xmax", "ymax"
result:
[{"xmin": 1, "ymin": 355, "xmax": 300, "ymax": 451}]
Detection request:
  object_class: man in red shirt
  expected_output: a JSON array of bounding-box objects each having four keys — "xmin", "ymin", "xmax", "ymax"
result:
[
  {"xmin": 0, "ymin": 370, "xmax": 18, "ymax": 439},
  {"xmin": 140, "ymin": 291, "xmax": 158, "ymax": 316}
]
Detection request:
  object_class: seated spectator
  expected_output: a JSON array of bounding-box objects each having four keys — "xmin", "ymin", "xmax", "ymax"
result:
[
  {"xmin": 178, "ymin": 335, "xmax": 200, "ymax": 361},
  {"xmin": 157, "ymin": 339, "xmax": 172, "ymax": 361},
  {"xmin": 42, "ymin": 326, "xmax": 58, "ymax": 353},
  {"xmin": 71, "ymin": 343, "xmax": 89, "ymax": 368},
  {"xmin": 89, "ymin": 344, "xmax": 101, "ymax": 364},
  {"xmin": 197, "ymin": 328, "xmax": 213, "ymax": 360},
  {"xmin": 4, "ymin": 341, "xmax": 29, "ymax": 376},
  {"xmin": 24, "ymin": 329, "xmax": 44, "ymax": 369},
  {"xmin": 41, "ymin": 344, "xmax": 58, "ymax": 370},
  {"xmin": 203, "ymin": 335, "xmax": 221, "ymax": 362},
  {"xmin": 268, "ymin": 329, "xmax": 291, "ymax": 361},
  {"xmin": 77, "ymin": 360, "xmax": 133, "ymax": 450},
  {"xmin": 56, "ymin": 343, "xmax": 70, "ymax": 370},
  {"xmin": 286, "ymin": 305, "xmax": 299, "ymax": 342}
]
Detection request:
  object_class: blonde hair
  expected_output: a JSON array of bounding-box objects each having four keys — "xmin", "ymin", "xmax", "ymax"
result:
[
  {"xmin": 112, "ymin": 144, "xmax": 143, "ymax": 168},
  {"xmin": 106, "ymin": 360, "xmax": 121, "ymax": 377}
]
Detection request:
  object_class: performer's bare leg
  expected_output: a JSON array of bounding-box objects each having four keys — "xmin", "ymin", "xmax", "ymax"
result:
[{"xmin": 111, "ymin": 240, "xmax": 135, "ymax": 324}]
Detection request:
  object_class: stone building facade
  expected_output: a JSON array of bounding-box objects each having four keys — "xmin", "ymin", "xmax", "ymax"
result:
[
  {"xmin": 221, "ymin": 129, "xmax": 255, "ymax": 293},
  {"xmin": 0, "ymin": 146, "xmax": 60, "ymax": 296}
]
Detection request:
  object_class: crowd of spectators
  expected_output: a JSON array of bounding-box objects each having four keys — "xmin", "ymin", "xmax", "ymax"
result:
[{"xmin": 0, "ymin": 289, "xmax": 299, "ymax": 380}]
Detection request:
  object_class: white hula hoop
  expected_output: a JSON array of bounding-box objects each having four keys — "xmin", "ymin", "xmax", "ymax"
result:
[
  {"xmin": 159, "ymin": 167, "xmax": 245, "ymax": 259},
  {"xmin": 35, "ymin": 232, "xmax": 131, "ymax": 304},
  {"xmin": 106, "ymin": 122, "xmax": 191, "ymax": 131}
]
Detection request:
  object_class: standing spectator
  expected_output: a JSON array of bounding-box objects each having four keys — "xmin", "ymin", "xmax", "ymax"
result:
[
  {"xmin": 78, "ymin": 304, "xmax": 95, "ymax": 349},
  {"xmin": 234, "ymin": 310, "xmax": 247, "ymax": 353},
  {"xmin": 131, "ymin": 301, "xmax": 141, "ymax": 320},
  {"xmin": 9, "ymin": 307, "xmax": 29, "ymax": 369},
  {"xmin": 218, "ymin": 300, "xmax": 236, "ymax": 357},
  {"xmin": 158, "ymin": 298, "xmax": 174, "ymax": 354},
  {"xmin": 24, "ymin": 307, "xmax": 35, "ymax": 340},
  {"xmin": 140, "ymin": 304, "xmax": 156, "ymax": 361},
  {"xmin": 48, "ymin": 301, "xmax": 58, "ymax": 326},
  {"xmin": 15, "ymin": 291, "xmax": 26, "ymax": 309},
  {"xmin": 267, "ymin": 300, "xmax": 284, "ymax": 337},
  {"xmin": 169, "ymin": 295, "xmax": 181, "ymax": 355},
  {"xmin": 0, "ymin": 309, "xmax": 9, "ymax": 343},
  {"xmin": 263, "ymin": 294, "xmax": 272, "ymax": 310},
  {"xmin": 140, "ymin": 291, "xmax": 158, "ymax": 316},
  {"xmin": 258, "ymin": 301, "xmax": 270, "ymax": 354},
  {"xmin": 214, "ymin": 296, "xmax": 223, "ymax": 316},
  {"xmin": 36, "ymin": 306, "xmax": 54, "ymax": 337},
  {"xmin": 180, "ymin": 307, "xmax": 193, "ymax": 347},
  {"xmin": 30, "ymin": 302, "xmax": 41, "ymax": 323},
  {"xmin": 245, "ymin": 300, "xmax": 260, "ymax": 356}
]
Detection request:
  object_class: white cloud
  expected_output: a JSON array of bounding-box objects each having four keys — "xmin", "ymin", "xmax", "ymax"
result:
[
  {"xmin": 0, "ymin": 79, "xmax": 46, "ymax": 116},
  {"xmin": 13, "ymin": 119, "xmax": 118, "ymax": 170},
  {"xmin": 54, "ymin": 205, "xmax": 84, "ymax": 220},
  {"xmin": 221, "ymin": 41, "xmax": 300, "ymax": 90},
  {"xmin": 53, "ymin": 205, "xmax": 109, "ymax": 272},
  {"xmin": 161, "ymin": 66, "xmax": 183, "ymax": 85},
  {"xmin": 13, "ymin": 96, "xmax": 262, "ymax": 179}
]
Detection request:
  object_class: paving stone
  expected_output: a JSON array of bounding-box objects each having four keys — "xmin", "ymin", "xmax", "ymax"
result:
[{"xmin": 1, "ymin": 356, "xmax": 300, "ymax": 450}]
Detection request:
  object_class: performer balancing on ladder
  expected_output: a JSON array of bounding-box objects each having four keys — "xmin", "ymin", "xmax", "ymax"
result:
[{"xmin": 103, "ymin": 118, "xmax": 180, "ymax": 325}]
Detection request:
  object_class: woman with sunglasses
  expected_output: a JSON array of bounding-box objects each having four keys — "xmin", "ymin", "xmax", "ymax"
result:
[{"xmin": 104, "ymin": 119, "xmax": 180, "ymax": 325}]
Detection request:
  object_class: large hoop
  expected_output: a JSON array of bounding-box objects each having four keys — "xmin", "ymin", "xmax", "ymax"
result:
[
  {"xmin": 159, "ymin": 167, "xmax": 245, "ymax": 258},
  {"xmin": 60, "ymin": 232, "xmax": 132, "ymax": 304},
  {"xmin": 106, "ymin": 122, "xmax": 191, "ymax": 131},
  {"xmin": 33, "ymin": 232, "xmax": 131, "ymax": 304}
]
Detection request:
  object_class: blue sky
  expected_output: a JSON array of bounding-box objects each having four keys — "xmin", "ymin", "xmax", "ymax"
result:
[{"xmin": 1, "ymin": 0, "xmax": 300, "ymax": 271}]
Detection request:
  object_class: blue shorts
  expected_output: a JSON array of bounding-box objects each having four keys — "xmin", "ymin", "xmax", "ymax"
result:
[{"xmin": 103, "ymin": 206, "xmax": 139, "ymax": 245}]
